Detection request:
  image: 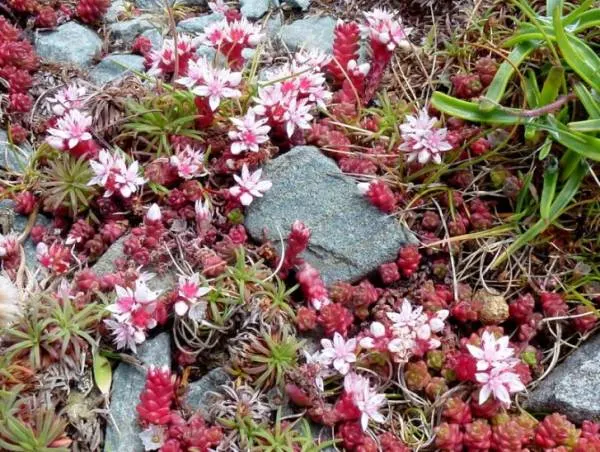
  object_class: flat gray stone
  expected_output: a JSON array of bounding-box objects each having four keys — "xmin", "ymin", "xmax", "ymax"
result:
[
  {"xmin": 0, "ymin": 130, "xmax": 33, "ymax": 173},
  {"xmin": 176, "ymin": 13, "xmax": 223, "ymax": 34},
  {"xmin": 89, "ymin": 54, "xmax": 145, "ymax": 85},
  {"xmin": 92, "ymin": 235, "xmax": 178, "ymax": 292},
  {"xmin": 185, "ymin": 368, "xmax": 231, "ymax": 420},
  {"xmin": 279, "ymin": 16, "xmax": 336, "ymax": 53},
  {"xmin": 245, "ymin": 146, "xmax": 414, "ymax": 285},
  {"xmin": 109, "ymin": 18, "xmax": 155, "ymax": 44},
  {"xmin": 141, "ymin": 28, "xmax": 163, "ymax": 49},
  {"xmin": 526, "ymin": 334, "xmax": 600, "ymax": 423},
  {"xmin": 0, "ymin": 200, "xmax": 51, "ymax": 270},
  {"xmin": 104, "ymin": 333, "xmax": 171, "ymax": 452},
  {"xmin": 135, "ymin": 0, "xmax": 205, "ymax": 9},
  {"xmin": 34, "ymin": 22, "xmax": 102, "ymax": 68},
  {"xmin": 240, "ymin": 0, "xmax": 270, "ymax": 19}
]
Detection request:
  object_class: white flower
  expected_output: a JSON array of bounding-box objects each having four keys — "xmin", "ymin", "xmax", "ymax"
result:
[
  {"xmin": 170, "ymin": 146, "xmax": 207, "ymax": 179},
  {"xmin": 294, "ymin": 48, "xmax": 332, "ymax": 68},
  {"xmin": 319, "ymin": 332, "xmax": 357, "ymax": 375},
  {"xmin": 46, "ymin": 109, "xmax": 93, "ymax": 150},
  {"xmin": 208, "ymin": 0, "xmax": 228, "ymax": 14},
  {"xmin": 283, "ymin": 97, "xmax": 313, "ymax": 138},
  {"xmin": 466, "ymin": 331, "xmax": 517, "ymax": 372},
  {"xmin": 88, "ymin": 151, "xmax": 146, "ymax": 198},
  {"xmin": 104, "ymin": 318, "xmax": 144, "ymax": 352},
  {"xmin": 361, "ymin": 8, "xmax": 412, "ymax": 51},
  {"xmin": 139, "ymin": 425, "xmax": 166, "ymax": 451},
  {"xmin": 174, "ymin": 273, "xmax": 211, "ymax": 317},
  {"xmin": 0, "ymin": 274, "xmax": 22, "ymax": 328},
  {"xmin": 476, "ymin": 366, "xmax": 525, "ymax": 406},
  {"xmin": 146, "ymin": 204, "xmax": 162, "ymax": 221},
  {"xmin": 48, "ymin": 84, "xmax": 87, "ymax": 116},
  {"xmin": 399, "ymin": 109, "xmax": 452, "ymax": 165},
  {"xmin": 0, "ymin": 233, "xmax": 18, "ymax": 257},
  {"xmin": 229, "ymin": 110, "xmax": 271, "ymax": 155},
  {"xmin": 189, "ymin": 65, "xmax": 242, "ymax": 111},
  {"xmin": 343, "ymin": 373, "xmax": 386, "ymax": 431},
  {"xmin": 229, "ymin": 164, "xmax": 272, "ymax": 206},
  {"xmin": 114, "ymin": 159, "xmax": 146, "ymax": 198}
]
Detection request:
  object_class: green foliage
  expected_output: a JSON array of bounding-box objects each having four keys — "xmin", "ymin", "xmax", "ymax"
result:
[
  {"xmin": 39, "ymin": 154, "xmax": 96, "ymax": 217},
  {"xmin": 123, "ymin": 89, "xmax": 203, "ymax": 156},
  {"xmin": 430, "ymin": 0, "xmax": 600, "ymax": 265},
  {"xmin": 0, "ymin": 389, "xmax": 69, "ymax": 452}
]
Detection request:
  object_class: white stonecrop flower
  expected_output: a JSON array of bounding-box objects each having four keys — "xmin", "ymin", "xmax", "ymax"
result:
[
  {"xmin": 399, "ymin": 108, "xmax": 453, "ymax": 164},
  {"xmin": 229, "ymin": 110, "xmax": 271, "ymax": 155},
  {"xmin": 48, "ymin": 84, "xmax": 87, "ymax": 116},
  {"xmin": 174, "ymin": 273, "xmax": 211, "ymax": 319},
  {"xmin": 319, "ymin": 332, "xmax": 357, "ymax": 375},
  {"xmin": 46, "ymin": 109, "xmax": 93, "ymax": 150},
  {"xmin": 170, "ymin": 145, "xmax": 207, "ymax": 179},
  {"xmin": 467, "ymin": 331, "xmax": 525, "ymax": 407},
  {"xmin": 343, "ymin": 372, "xmax": 386, "ymax": 431},
  {"xmin": 229, "ymin": 164, "xmax": 272, "ymax": 206},
  {"xmin": 0, "ymin": 274, "xmax": 22, "ymax": 328},
  {"xmin": 88, "ymin": 150, "xmax": 146, "ymax": 198},
  {"xmin": 146, "ymin": 204, "xmax": 162, "ymax": 222},
  {"xmin": 186, "ymin": 62, "xmax": 243, "ymax": 111},
  {"xmin": 361, "ymin": 8, "xmax": 412, "ymax": 51},
  {"xmin": 139, "ymin": 424, "xmax": 166, "ymax": 451}
]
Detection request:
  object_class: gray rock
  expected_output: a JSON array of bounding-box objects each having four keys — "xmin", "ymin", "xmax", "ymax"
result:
[
  {"xmin": 185, "ymin": 368, "xmax": 231, "ymax": 419},
  {"xmin": 105, "ymin": 0, "xmax": 125, "ymax": 22},
  {"xmin": 34, "ymin": 22, "xmax": 102, "ymax": 68},
  {"xmin": 135, "ymin": 0, "xmax": 205, "ymax": 9},
  {"xmin": 0, "ymin": 130, "xmax": 33, "ymax": 173},
  {"xmin": 141, "ymin": 28, "xmax": 163, "ymax": 49},
  {"xmin": 245, "ymin": 146, "xmax": 414, "ymax": 285},
  {"xmin": 176, "ymin": 13, "xmax": 223, "ymax": 34},
  {"xmin": 104, "ymin": 333, "xmax": 171, "ymax": 452},
  {"xmin": 240, "ymin": 0, "xmax": 270, "ymax": 19},
  {"xmin": 89, "ymin": 54, "xmax": 145, "ymax": 85},
  {"xmin": 0, "ymin": 200, "xmax": 51, "ymax": 270},
  {"xmin": 526, "ymin": 334, "xmax": 600, "ymax": 423},
  {"xmin": 279, "ymin": 16, "xmax": 336, "ymax": 53},
  {"xmin": 283, "ymin": 0, "xmax": 310, "ymax": 10},
  {"xmin": 109, "ymin": 18, "xmax": 155, "ymax": 44},
  {"xmin": 92, "ymin": 235, "xmax": 178, "ymax": 292},
  {"xmin": 265, "ymin": 15, "xmax": 282, "ymax": 39}
]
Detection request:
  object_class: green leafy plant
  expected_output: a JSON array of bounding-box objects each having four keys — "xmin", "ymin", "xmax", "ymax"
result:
[
  {"xmin": 39, "ymin": 153, "xmax": 96, "ymax": 217},
  {"xmin": 430, "ymin": 0, "xmax": 600, "ymax": 265}
]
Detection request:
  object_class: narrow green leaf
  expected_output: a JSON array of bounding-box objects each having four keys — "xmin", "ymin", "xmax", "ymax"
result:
[
  {"xmin": 540, "ymin": 156, "xmax": 558, "ymax": 219},
  {"xmin": 479, "ymin": 41, "xmax": 538, "ymax": 111},
  {"xmin": 539, "ymin": 66, "xmax": 564, "ymax": 105},
  {"xmin": 549, "ymin": 160, "xmax": 587, "ymax": 218},
  {"xmin": 431, "ymin": 92, "xmax": 526, "ymax": 125},
  {"xmin": 568, "ymin": 119, "xmax": 600, "ymax": 132},
  {"xmin": 524, "ymin": 69, "xmax": 541, "ymax": 107},
  {"xmin": 538, "ymin": 137, "xmax": 553, "ymax": 160},
  {"xmin": 546, "ymin": 0, "xmax": 561, "ymax": 17},
  {"xmin": 553, "ymin": 6, "xmax": 600, "ymax": 92},
  {"xmin": 574, "ymin": 83, "xmax": 600, "ymax": 119},
  {"xmin": 93, "ymin": 353, "xmax": 112, "ymax": 396},
  {"xmin": 542, "ymin": 116, "xmax": 600, "ymax": 161}
]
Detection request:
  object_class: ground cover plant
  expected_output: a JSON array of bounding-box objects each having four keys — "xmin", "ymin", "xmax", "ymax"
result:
[{"xmin": 1, "ymin": 0, "xmax": 600, "ymax": 450}]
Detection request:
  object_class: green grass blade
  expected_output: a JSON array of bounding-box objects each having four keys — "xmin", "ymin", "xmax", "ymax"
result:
[
  {"xmin": 574, "ymin": 83, "xmax": 600, "ymax": 119},
  {"xmin": 540, "ymin": 117, "xmax": 600, "ymax": 160},
  {"xmin": 553, "ymin": 6, "xmax": 600, "ymax": 92},
  {"xmin": 540, "ymin": 156, "xmax": 558, "ymax": 219},
  {"xmin": 539, "ymin": 66, "xmax": 564, "ymax": 105},
  {"xmin": 479, "ymin": 41, "xmax": 538, "ymax": 112},
  {"xmin": 431, "ymin": 92, "xmax": 526, "ymax": 125},
  {"xmin": 568, "ymin": 119, "xmax": 600, "ymax": 132}
]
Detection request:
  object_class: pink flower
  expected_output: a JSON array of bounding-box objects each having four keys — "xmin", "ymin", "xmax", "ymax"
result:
[
  {"xmin": 104, "ymin": 317, "xmax": 145, "ymax": 352},
  {"xmin": 476, "ymin": 366, "xmax": 525, "ymax": 406},
  {"xmin": 146, "ymin": 35, "xmax": 199, "ymax": 77},
  {"xmin": 283, "ymin": 97, "xmax": 313, "ymax": 137},
  {"xmin": 361, "ymin": 8, "xmax": 412, "ymax": 51},
  {"xmin": 399, "ymin": 109, "xmax": 452, "ymax": 164},
  {"xmin": 343, "ymin": 372, "xmax": 386, "ymax": 431},
  {"xmin": 46, "ymin": 109, "xmax": 93, "ymax": 150},
  {"xmin": 229, "ymin": 164, "xmax": 272, "ymax": 206},
  {"xmin": 88, "ymin": 151, "xmax": 145, "ymax": 198},
  {"xmin": 319, "ymin": 332, "xmax": 357, "ymax": 375},
  {"xmin": 170, "ymin": 145, "xmax": 207, "ymax": 179},
  {"xmin": 229, "ymin": 110, "xmax": 271, "ymax": 155},
  {"xmin": 48, "ymin": 84, "xmax": 87, "ymax": 116},
  {"xmin": 294, "ymin": 48, "xmax": 332, "ymax": 69},
  {"xmin": 466, "ymin": 331, "xmax": 517, "ymax": 372},
  {"xmin": 191, "ymin": 66, "xmax": 242, "ymax": 111},
  {"xmin": 207, "ymin": 0, "xmax": 228, "ymax": 14},
  {"xmin": 174, "ymin": 273, "xmax": 211, "ymax": 318},
  {"xmin": 0, "ymin": 233, "xmax": 18, "ymax": 257}
]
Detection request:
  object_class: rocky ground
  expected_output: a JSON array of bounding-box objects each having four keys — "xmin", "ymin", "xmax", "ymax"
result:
[{"xmin": 1, "ymin": 0, "xmax": 600, "ymax": 451}]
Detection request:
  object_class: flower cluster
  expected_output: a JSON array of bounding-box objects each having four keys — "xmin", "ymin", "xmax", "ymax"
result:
[
  {"xmin": 228, "ymin": 110, "xmax": 271, "ymax": 155},
  {"xmin": 104, "ymin": 275, "xmax": 161, "ymax": 352},
  {"xmin": 36, "ymin": 242, "xmax": 72, "ymax": 274},
  {"xmin": 200, "ymin": 17, "xmax": 263, "ymax": 69},
  {"xmin": 466, "ymin": 331, "xmax": 525, "ymax": 406},
  {"xmin": 399, "ymin": 108, "xmax": 453, "ymax": 164},
  {"xmin": 47, "ymin": 84, "xmax": 87, "ymax": 116},
  {"xmin": 360, "ymin": 299, "xmax": 448, "ymax": 363},
  {"xmin": 145, "ymin": 34, "xmax": 199, "ymax": 78},
  {"xmin": 360, "ymin": 8, "xmax": 412, "ymax": 52},
  {"xmin": 169, "ymin": 145, "xmax": 207, "ymax": 179},
  {"xmin": 45, "ymin": 106, "xmax": 100, "ymax": 159},
  {"xmin": 253, "ymin": 55, "xmax": 332, "ymax": 139},
  {"xmin": 88, "ymin": 149, "xmax": 146, "ymax": 198}
]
